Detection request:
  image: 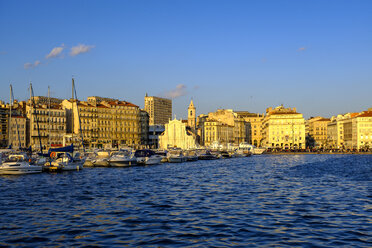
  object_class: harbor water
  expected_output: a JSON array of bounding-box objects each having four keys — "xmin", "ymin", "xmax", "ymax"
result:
[{"xmin": 1, "ymin": 154, "xmax": 371, "ymax": 247}]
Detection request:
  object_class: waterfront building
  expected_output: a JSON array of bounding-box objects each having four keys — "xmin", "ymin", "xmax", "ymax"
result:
[
  {"xmin": 261, "ymin": 106, "xmax": 306, "ymax": 149},
  {"xmin": 207, "ymin": 109, "xmax": 247, "ymax": 146},
  {"xmin": 203, "ymin": 119, "xmax": 234, "ymax": 148},
  {"xmin": 87, "ymin": 96, "xmax": 118, "ymax": 105},
  {"xmin": 144, "ymin": 95, "xmax": 172, "ymax": 125},
  {"xmin": 159, "ymin": 118, "xmax": 197, "ymax": 150},
  {"xmin": 235, "ymin": 111, "xmax": 264, "ymax": 147},
  {"xmin": 343, "ymin": 111, "xmax": 372, "ymax": 150},
  {"xmin": 28, "ymin": 96, "xmax": 63, "ymax": 106},
  {"xmin": 188, "ymin": 99, "xmax": 196, "ymax": 130},
  {"xmin": 307, "ymin": 117, "xmax": 331, "ymax": 148},
  {"xmin": 196, "ymin": 114, "xmax": 208, "ymax": 146},
  {"xmin": 0, "ymin": 107, "xmax": 8, "ymax": 147},
  {"xmin": 139, "ymin": 110, "xmax": 149, "ymax": 147},
  {"xmin": 327, "ymin": 113, "xmax": 357, "ymax": 149},
  {"xmin": 8, "ymin": 116, "xmax": 27, "ymax": 148},
  {"xmin": 149, "ymin": 125, "xmax": 165, "ymax": 149},
  {"xmin": 62, "ymin": 98, "xmax": 141, "ymax": 149},
  {"xmin": 26, "ymin": 103, "xmax": 67, "ymax": 150}
]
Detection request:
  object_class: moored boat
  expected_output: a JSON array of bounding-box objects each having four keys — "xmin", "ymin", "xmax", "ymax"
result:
[
  {"xmin": 135, "ymin": 149, "xmax": 162, "ymax": 165},
  {"xmin": 109, "ymin": 150, "xmax": 137, "ymax": 167},
  {"xmin": 167, "ymin": 149, "xmax": 187, "ymax": 163},
  {"xmin": 0, "ymin": 154, "xmax": 42, "ymax": 175}
]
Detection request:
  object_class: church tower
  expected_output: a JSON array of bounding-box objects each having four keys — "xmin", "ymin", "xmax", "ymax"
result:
[{"xmin": 188, "ymin": 99, "xmax": 196, "ymax": 130}]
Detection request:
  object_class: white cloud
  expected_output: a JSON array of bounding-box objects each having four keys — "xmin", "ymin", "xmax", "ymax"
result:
[
  {"xmin": 161, "ymin": 84, "xmax": 188, "ymax": 99},
  {"xmin": 46, "ymin": 45, "xmax": 64, "ymax": 59},
  {"xmin": 298, "ymin": 47, "xmax": 306, "ymax": 52},
  {"xmin": 24, "ymin": 60, "xmax": 41, "ymax": 69},
  {"xmin": 70, "ymin": 44, "xmax": 95, "ymax": 56}
]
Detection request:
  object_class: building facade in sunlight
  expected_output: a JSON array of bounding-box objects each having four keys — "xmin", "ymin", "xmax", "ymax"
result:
[
  {"xmin": 144, "ymin": 95, "xmax": 172, "ymax": 125},
  {"xmin": 306, "ymin": 116, "xmax": 331, "ymax": 148},
  {"xmin": 261, "ymin": 106, "xmax": 306, "ymax": 149},
  {"xmin": 159, "ymin": 118, "xmax": 196, "ymax": 150}
]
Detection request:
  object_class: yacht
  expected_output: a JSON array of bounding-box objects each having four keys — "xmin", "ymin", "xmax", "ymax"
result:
[
  {"xmin": 135, "ymin": 149, "xmax": 163, "ymax": 165},
  {"xmin": 109, "ymin": 150, "xmax": 137, "ymax": 167},
  {"xmin": 185, "ymin": 150, "xmax": 198, "ymax": 161},
  {"xmin": 167, "ymin": 149, "xmax": 187, "ymax": 163},
  {"xmin": 197, "ymin": 149, "xmax": 218, "ymax": 160},
  {"xmin": 93, "ymin": 151, "xmax": 110, "ymax": 167},
  {"xmin": 0, "ymin": 154, "xmax": 42, "ymax": 175}
]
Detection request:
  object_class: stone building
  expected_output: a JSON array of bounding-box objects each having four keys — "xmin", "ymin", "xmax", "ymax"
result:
[
  {"xmin": 26, "ymin": 103, "xmax": 67, "ymax": 151},
  {"xmin": 159, "ymin": 118, "xmax": 197, "ymax": 150},
  {"xmin": 261, "ymin": 106, "xmax": 306, "ymax": 149},
  {"xmin": 62, "ymin": 98, "xmax": 141, "ymax": 149},
  {"xmin": 144, "ymin": 95, "xmax": 172, "ymax": 125},
  {"xmin": 306, "ymin": 117, "xmax": 331, "ymax": 148},
  {"xmin": 235, "ymin": 111, "xmax": 264, "ymax": 146}
]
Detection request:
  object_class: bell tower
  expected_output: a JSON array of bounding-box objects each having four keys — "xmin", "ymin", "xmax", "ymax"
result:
[{"xmin": 188, "ymin": 99, "xmax": 196, "ymax": 130}]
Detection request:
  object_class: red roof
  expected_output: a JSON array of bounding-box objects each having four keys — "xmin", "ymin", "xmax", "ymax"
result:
[{"xmin": 356, "ymin": 111, "xmax": 372, "ymax": 118}]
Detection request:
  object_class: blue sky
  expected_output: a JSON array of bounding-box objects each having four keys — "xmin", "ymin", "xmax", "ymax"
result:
[{"xmin": 1, "ymin": 0, "xmax": 371, "ymax": 119}]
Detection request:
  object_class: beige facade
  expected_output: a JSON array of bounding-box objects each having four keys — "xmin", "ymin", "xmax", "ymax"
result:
[
  {"xmin": 26, "ymin": 104, "xmax": 67, "ymax": 150},
  {"xmin": 207, "ymin": 109, "xmax": 247, "ymax": 145},
  {"xmin": 343, "ymin": 111, "xmax": 372, "ymax": 150},
  {"xmin": 262, "ymin": 106, "xmax": 305, "ymax": 149},
  {"xmin": 327, "ymin": 113, "xmax": 358, "ymax": 149},
  {"xmin": 236, "ymin": 112, "xmax": 264, "ymax": 146},
  {"xmin": 62, "ymin": 99, "xmax": 141, "ymax": 148},
  {"xmin": 0, "ymin": 107, "xmax": 7, "ymax": 147},
  {"xmin": 159, "ymin": 118, "xmax": 196, "ymax": 150},
  {"xmin": 203, "ymin": 120, "xmax": 234, "ymax": 147},
  {"xmin": 188, "ymin": 100, "xmax": 196, "ymax": 130},
  {"xmin": 144, "ymin": 95, "xmax": 172, "ymax": 125},
  {"xmin": 8, "ymin": 116, "xmax": 27, "ymax": 148},
  {"xmin": 307, "ymin": 117, "xmax": 330, "ymax": 148}
]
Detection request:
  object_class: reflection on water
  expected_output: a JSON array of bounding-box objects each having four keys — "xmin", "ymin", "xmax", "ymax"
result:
[{"xmin": 0, "ymin": 155, "xmax": 372, "ymax": 247}]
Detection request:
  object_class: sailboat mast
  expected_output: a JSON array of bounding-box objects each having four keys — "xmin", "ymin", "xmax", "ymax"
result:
[
  {"xmin": 8, "ymin": 84, "xmax": 12, "ymax": 147},
  {"xmin": 71, "ymin": 78, "xmax": 74, "ymax": 146},
  {"xmin": 48, "ymin": 86, "xmax": 51, "ymax": 148}
]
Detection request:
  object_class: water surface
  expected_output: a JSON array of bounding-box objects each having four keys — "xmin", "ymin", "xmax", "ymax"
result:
[{"xmin": 1, "ymin": 155, "xmax": 371, "ymax": 247}]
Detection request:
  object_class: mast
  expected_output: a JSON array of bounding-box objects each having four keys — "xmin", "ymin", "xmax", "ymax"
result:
[
  {"xmin": 48, "ymin": 86, "xmax": 51, "ymax": 148},
  {"xmin": 30, "ymin": 83, "xmax": 43, "ymax": 153},
  {"xmin": 8, "ymin": 84, "xmax": 12, "ymax": 148},
  {"xmin": 71, "ymin": 78, "xmax": 74, "ymax": 146},
  {"xmin": 72, "ymin": 77, "xmax": 85, "ymax": 153}
]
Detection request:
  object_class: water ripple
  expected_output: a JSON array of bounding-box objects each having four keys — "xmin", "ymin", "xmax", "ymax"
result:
[{"xmin": 1, "ymin": 155, "xmax": 372, "ymax": 247}]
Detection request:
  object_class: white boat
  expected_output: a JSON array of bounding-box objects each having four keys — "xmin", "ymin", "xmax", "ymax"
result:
[
  {"xmin": 0, "ymin": 154, "xmax": 42, "ymax": 175},
  {"xmin": 239, "ymin": 142, "xmax": 264, "ymax": 155},
  {"xmin": 109, "ymin": 150, "xmax": 137, "ymax": 167},
  {"xmin": 93, "ymin": 151, "xmax": 110, "ymax": 167},
  {"xmin": 134, "ymin": 149, "xmax": 162, "ymax": 165},
  {"xmin": 167, "ymin": 149, "xmax": 187, "ymax": 163},
  {"xmin": 47, "ymin": 152, "xmax": 84, "ymax": 171},
  {"xmin": 252, "ymin": 147, "xmax": 266, "ymax": 155}
]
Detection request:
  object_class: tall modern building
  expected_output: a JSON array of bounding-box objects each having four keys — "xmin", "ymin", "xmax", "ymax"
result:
[{"xmin": 144, "ymin": 94, "xmax": 172, "ymax": 125}]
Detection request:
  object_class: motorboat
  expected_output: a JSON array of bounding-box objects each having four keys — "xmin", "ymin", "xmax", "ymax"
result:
[
  {"xmin": 135, "ymin": 149, "xmax": 162, "ymax": 165},
  {"xmin": 239, "ymin": 142, "xmax": 265, "ymax": 155},
  {"xmin": 0, "ymin": 154, "xmax": 42, "ymax": 175},
  {"xmin": 44, "ymin": 145, "xmax": 84, "ymax": 171},
  {"xmin": 83, "ymin": 152, "xmax": 96, "ymax": 167},
  {"xmin": 197, "ymin": 149, "xmax": 218, "ymax": 160},
  {"xmin": 93, "ymin": 151, "xmax": 110, "ymax": 167},
  {"xmin": 185, "ymin": 150, "xmax": 198, "ymax": 161},
  {"xmin": 167, "ymin": 149, "xmax": 187, "ymax": 163},
  {"xmin": 155, "ymin": 150, "xmax": 168, "ymax": 163},
  {"xmin": 109, "ymin": 150, "xmax": 137, "ymax": 167}
]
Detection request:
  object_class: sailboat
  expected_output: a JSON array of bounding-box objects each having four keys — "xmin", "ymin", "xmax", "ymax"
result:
[
  {"xmin": 0, "ymin": 85, "xmax": 42, "ymax": 175},
  {"xmin": 45, "ymin": 78, "xmax": 85, "ymax": 171}
]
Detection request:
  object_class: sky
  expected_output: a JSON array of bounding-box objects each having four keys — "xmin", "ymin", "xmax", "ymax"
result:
[{"xmin": 0, "ymin": 0, "xmax": 371, "ymax": 119}]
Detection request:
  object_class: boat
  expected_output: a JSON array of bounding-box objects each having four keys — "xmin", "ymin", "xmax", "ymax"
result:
[
  {"xmin": 0, "ymin": 154, "xmax": 42, "ymax": 175},
  {"xmin": 167, "ymin": 149, "xmax": 187, "ymax": 163},
  {"xmin": 44, "ymin": 145, "xmax": 84, "ymax": 171},
  {"xmin": 83, "ymin": 152, "xmax": 97, "ymax": 167},
  {"xmin": 135, "ymin": 149, "xmax": 163, "ymax": 165},
  {"xmin": 252, "ymin": 147, "xmax": 266, "ymax": 155},
  {"xmin": 185, "ymin": 150, "xmax": 198, "ymax": 161},
  {"xmin": 109, "ymin": 150, "xmax": 137, "ymax": 167},
  {"xmin": 220, "ymin": 150, "xmax": 232, "ymax": 158},
  {"xmin": 197, "ymin": 149, "xmax": 218, "ymax": 160},
  {"xmin": 154, "ymin": 150, "xmax": 168, "ymax": 163},
  {"xmin": 93, "ymin": 151, "xmax": 110, "ymax": 167},
  {"xmin": 239, "ymin": 142, "xmax": 264, "ymax": 155}
]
